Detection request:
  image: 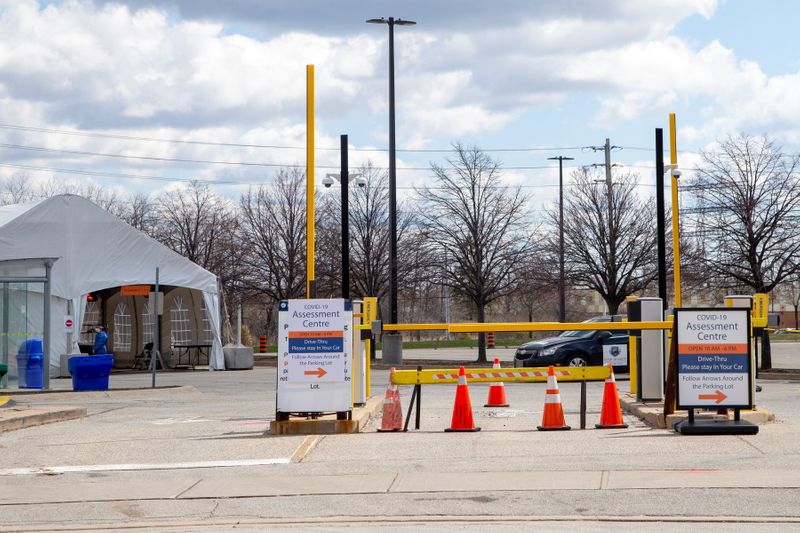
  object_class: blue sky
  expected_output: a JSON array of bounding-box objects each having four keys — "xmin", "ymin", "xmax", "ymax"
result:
[{"xmin": 0, "ymin": 0, "xmax": 798, "ymax": 212}]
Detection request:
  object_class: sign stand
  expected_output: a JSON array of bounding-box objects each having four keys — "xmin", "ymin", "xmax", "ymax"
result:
[
  {"xmin": 673, "ymin": 308, "xmax": 758, "ymax": 436},
  {"xmin": 271, "ymin": 299, "xmax": 357, "ymax": 434}
]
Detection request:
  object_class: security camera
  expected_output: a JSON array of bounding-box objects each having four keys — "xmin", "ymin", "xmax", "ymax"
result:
[
  {"xmin": 322, "ymin": 175, "xmax": 335, "ymax": 188},
  {"xmin": 671, "ymin": 169, "xmax": 682, "ymax": 178},
  {"xmin": 355, "ymin": 176, "xmax": 367, "ymax": 188}
]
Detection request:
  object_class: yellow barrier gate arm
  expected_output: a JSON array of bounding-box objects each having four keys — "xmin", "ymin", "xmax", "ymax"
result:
[
  {"xmin": 448, "ymin": 321, "xmax": 672, "ymax": 333},
  {"xmin": 391, "ymin": 365, "xmax": 610, "ymax": 385},
  {"xmin": 394, "ymin": 365, "xmax": 612, "ymax": 432}
]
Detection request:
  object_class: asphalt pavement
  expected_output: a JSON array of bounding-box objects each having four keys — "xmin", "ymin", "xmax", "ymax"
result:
[{"xmin": 0, "ymin": 347, "xmax": 799, "ymax": 531}]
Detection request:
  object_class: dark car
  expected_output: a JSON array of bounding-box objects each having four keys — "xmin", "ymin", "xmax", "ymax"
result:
[{"xmin": 514, "ymin": 316, "xmax": 629, "ymax": 369}]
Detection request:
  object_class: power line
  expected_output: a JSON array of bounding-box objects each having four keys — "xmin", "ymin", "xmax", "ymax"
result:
[
  {"xmin": 0, "ymin": 141, "xmax": 568, "ymax": 171},
  {"xmin": 0, "ymin": 122, "xmax": 587, "ymax": 154},
  {"xmin": 0, "ymin": 160, "xmax": 670, "ymax": 190}
]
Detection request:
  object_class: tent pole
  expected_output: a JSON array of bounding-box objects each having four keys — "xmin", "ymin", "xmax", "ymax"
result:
[
  {"xmin": 43, "ymin": 260, "xmax": 53, "ymax": 389},
  {"xmin": 152, "ymin": 267, "xmax": 159, "ymax": 389}
]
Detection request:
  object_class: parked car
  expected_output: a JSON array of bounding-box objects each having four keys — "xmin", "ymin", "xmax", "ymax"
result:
[{"xmin": 514, "ymin": 316, "xmax": 629, "ymax": 369}]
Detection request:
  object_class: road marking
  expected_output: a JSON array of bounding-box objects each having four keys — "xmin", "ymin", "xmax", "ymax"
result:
[
  {"xmin": 0, "ymin": 458, "xmax": 291, "ymax": 476},
  {"xmin": 291, "ymin": 435, "xmax": 323, "ymax": 462}
]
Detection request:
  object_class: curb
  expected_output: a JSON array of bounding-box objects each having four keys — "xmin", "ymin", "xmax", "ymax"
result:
[
  {"xmin": 1, "ymin": 385, "xmax": 196, "ymax": 399},
  {"xmin": 619, "ymin": 394, "xmax": 775, "ymax": 429},
  {"xmin": 0, "ymin": 406, "xmax": 87, "ymax": 434}
]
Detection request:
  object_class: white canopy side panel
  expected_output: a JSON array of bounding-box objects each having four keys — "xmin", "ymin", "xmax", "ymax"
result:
[
  {"xmin": 48, "ymin": 296, "xmax": 68, "ymax": 378},
  {"xmin": 203, "ymin": 290, "xmax": 224, "ymax": 370}
]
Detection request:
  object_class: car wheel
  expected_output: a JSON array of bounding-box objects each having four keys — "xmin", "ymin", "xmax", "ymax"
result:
[{"xmin": 567, "ymin": 355, "xmax": 588, "ymax": 367}]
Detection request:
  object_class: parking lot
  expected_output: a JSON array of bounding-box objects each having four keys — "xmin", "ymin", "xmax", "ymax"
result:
[{"xmin": 0, "ymin": 342, "xmax": 798, "ymax": 531}]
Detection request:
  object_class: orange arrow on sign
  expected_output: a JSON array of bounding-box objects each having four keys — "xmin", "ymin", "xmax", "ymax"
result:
[
  {"xmin": 304, "ymin": 368, "xmax": 327, "ymax": 378},
  {"xmin": 699, "ymin": 390, "xmax": 727, "ymax": 404}
]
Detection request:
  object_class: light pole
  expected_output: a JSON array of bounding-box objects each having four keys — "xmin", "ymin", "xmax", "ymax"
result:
[
  {"xmin": 367, "ymin": 16, "xmax": 415, "ymax": 365},
  {"xmin": 324, "ymin": 134, "xmax": 364, "ymax": 300},
  {"xmin": 366, "ymin": 16, "xmax": 416, "ymax": 328},
  {"xmin": 548, "ymin": 156, "xmax": 574, "ymax": 322}
]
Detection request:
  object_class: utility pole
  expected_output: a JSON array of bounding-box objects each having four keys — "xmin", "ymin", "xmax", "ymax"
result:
[
  {"xmin": 548, "ymin": 155, "xmax": 574, "ymax": 322},
  {"xmin": 589, "ymin": 138, "xmax": 620, "ymax": 315}
]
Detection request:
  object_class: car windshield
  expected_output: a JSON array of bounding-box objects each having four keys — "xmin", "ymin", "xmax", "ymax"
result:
[{"xmin": 559, "ymin": 330, "xmax": 595, "ymax": 339}]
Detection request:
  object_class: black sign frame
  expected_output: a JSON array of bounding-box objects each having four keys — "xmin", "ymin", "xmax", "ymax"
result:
[{"xmin": 675, "ymin": 307, "xmax": 753, "ymax": 411}]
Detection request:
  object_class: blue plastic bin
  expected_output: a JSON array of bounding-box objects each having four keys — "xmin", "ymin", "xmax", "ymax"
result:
[
  {"xmin": 16, "ymin": 338, "xmax": 44, "ymax": 389},
  {"xmin": 68, "ymin": 354, "xmax": 114, "ymax": 391}
]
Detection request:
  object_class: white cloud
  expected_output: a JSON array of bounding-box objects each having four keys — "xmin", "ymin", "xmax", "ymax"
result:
[{"xmin": 5, "ymin": 0, "xmax": 800, "ymax": 202}]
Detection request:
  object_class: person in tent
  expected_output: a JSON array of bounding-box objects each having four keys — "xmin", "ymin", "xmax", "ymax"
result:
[{"xmin": 93, "ymin": 325, "xmax": 108, "ymax": 355}]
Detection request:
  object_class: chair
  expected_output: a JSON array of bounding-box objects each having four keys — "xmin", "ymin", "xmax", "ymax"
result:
[{"xmin": 132, "ymin": 342, "xmax": 163, "ymax": 370}]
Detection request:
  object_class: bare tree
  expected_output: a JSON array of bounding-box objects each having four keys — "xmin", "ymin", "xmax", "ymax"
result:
[
  {"xmin": 559, "ymin": 167, "xmax": 659, "ymax": 315},
  {"xmin": 37, "ymin": 177, "xmax": 123, "ymax": 215},
  {"xmin": 417, "ymin": 145, "xmax": 532, "ymax": 363},
  {"xmin": 238, "ymin": 168, "xmax": 308, "ymax": 303},
  {"xmin": 0, "ymin": 173, "xmax": 36, "ymax": 205},
  {"xmin": 348, "ymin": 163, "xmax": 421, "ymax": 313},
  {"xmin": 118, "ymin": 192, "xmax": 157, "ymax": 235},
  {"xmin": 153, "ymin": 181, "xmax": 245, "ymax": 320},
  {"xmin": 690, "ymin": 134, "xmax": 800, "ymax": 293}
]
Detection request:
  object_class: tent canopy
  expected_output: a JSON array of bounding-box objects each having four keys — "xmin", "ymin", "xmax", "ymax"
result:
[{"xmin": 0, "ymin": 195, "xmax": 223, "ymax": 373}]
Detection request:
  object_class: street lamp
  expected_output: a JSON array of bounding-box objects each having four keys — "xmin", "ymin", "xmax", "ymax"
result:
[
  {"xmin": 324, "ymin": 135, "xmax": 365, "ymax": 300},
  {"xmin": 548, "ymin": 155, "xmax": 574, "ymax": 323},
  {"xmin": 366, "ymin": 16, "xmax": 416, "ymax": 328}
]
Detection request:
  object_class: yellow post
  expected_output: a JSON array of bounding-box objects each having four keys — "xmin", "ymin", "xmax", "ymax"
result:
[
  {"xmin": 363, "ymin": 296, "xmax": 378, "ymax": 397},
  {"xmin": 669, "ymin": 112, "xmax": 682, "ymax": 308},
  {"xmin": 306, "ymin": 64, "xmax": 315, "ymax": 298},
  {"xmin": 625, "ymin": 295, "xmax": 637, "ymax": 396},
  {"xmin": 628, "ymin": 335, "xmax": 637, "ymax": 396}
]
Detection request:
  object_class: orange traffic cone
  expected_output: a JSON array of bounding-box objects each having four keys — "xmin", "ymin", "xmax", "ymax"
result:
[
  {"xmin": 596, "ymin": 364, "xmax": 628, "ymax": 429},
  {"xmin": 537, "ymin": 365, "xmax": 571, "ymax": 431},
  {"xmin": 484, "ymin": 358, "xmax": 509, "ymax": 407},
  {"xmin": 445, "ymin": 366, "xmax": 481, "ymax": 432},
  {"xmin": 377, "ymin": 368, "xmax": 404, "ymax": 432}
]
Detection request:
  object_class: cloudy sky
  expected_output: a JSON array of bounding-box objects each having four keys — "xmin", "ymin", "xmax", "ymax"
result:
[{"xmin": 0, "ymin": 0, "xmax": 797, "ymax": 211}]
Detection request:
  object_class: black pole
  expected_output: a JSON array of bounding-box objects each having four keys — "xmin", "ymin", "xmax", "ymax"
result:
[
  {"xmin": 655, "ymin": 129, "xmax": 667, "ymax": 309},
  {"xmin": 388, "ymin": 18, "xmax": 398, "ymax": 325},
  {"xmin": 559, "ymin": 158, "xmax": 565, "ymax": 323},
  {"xmin": 548, "ymin": 156, "xmax": 573, "ymax": 322},
  {"xmin": 340, "ymin": 134, "xmax": 349, "ymax": 300}
]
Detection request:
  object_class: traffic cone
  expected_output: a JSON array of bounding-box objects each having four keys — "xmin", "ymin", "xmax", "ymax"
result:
[
  {"xmin": 484, "ymin": 358, "xmax": 509, "ymax": 407},
  {"xmin": 595, "ymin": 364, "xmax": 628, "ymax": 429},
  {"xmin": 537, "ymin": 365, "xmax": 571, "ymax": 431},
  {"xmin": 445, "ymin": 366, "xmax": 481, "ymax": 432},
  {"xmin": 377, "ymin": 368, "xmax": 404, "ymax": 432}
]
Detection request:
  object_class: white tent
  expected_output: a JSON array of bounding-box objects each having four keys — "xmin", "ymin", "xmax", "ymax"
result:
[{"xmin": 0, "ymin": 194, "xmax": 224, "ymax": 376}]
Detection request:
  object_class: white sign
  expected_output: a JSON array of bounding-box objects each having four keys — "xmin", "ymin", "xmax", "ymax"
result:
[
  {"xmin": 676, "ymin": 309, "xmax": 752, "ymax": 409},
  {"xmin": 603, "ymin": 343, "xmax": 627, "ymax": 367},
  {"xmin": 277, "ymin": 299, "xmax": 353, "ymax": 413},
  {"xmin": 64, "ymin": 315, "xmax": 74, "ymax": 333}
]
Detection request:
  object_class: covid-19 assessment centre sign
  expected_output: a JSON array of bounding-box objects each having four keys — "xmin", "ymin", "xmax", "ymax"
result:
[
  {"xmin": 277, "ymin": 299, "xmax": 353, "ymax": 413},
  {"xmin": 676, "ymin": 308, "xmax": 752, "ymax": 410}
]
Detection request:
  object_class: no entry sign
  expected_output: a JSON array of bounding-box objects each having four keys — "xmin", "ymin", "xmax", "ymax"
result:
[{"xmin": 675, "ymin": 308, "xmax": 752, "ymax": 410}]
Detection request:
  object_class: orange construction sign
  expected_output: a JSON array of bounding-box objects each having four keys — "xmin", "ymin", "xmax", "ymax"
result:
[{"xmin": 120, "ymin": 285, "xmax": 150, "ymax": 297}]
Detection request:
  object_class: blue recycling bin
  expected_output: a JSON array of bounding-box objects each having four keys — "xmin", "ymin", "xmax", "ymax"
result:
[
  {"xmin": 68, "ymin": 354, "xmax": 114, "ymax": 391},
  {"xmin": 16, "ymin": 338, "xmax": 44, "ymax": 389}
]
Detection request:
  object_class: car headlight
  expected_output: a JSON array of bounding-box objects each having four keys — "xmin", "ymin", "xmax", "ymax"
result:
[
  {"xmin": 516, "ymin": 349, "xmax": 533, "ymax": 356},
  {"xmin": 542, "ymin": 346, "xmax": 558, "ymax": 356}
]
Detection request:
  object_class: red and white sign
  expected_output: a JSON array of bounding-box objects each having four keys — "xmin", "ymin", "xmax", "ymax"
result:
[{"xmin": 64, "ymin": 315, "xmax": 74, "ymax": 333}]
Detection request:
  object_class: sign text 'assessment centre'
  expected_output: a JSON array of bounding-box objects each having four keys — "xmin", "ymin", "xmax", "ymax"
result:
[
  {"xmin": 676, "ymin": 308, "xmax": 752, "ymax": 409},
  {"xmin": 277, "ymin": 299, "xmax": 353, "ymax": 413}
]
